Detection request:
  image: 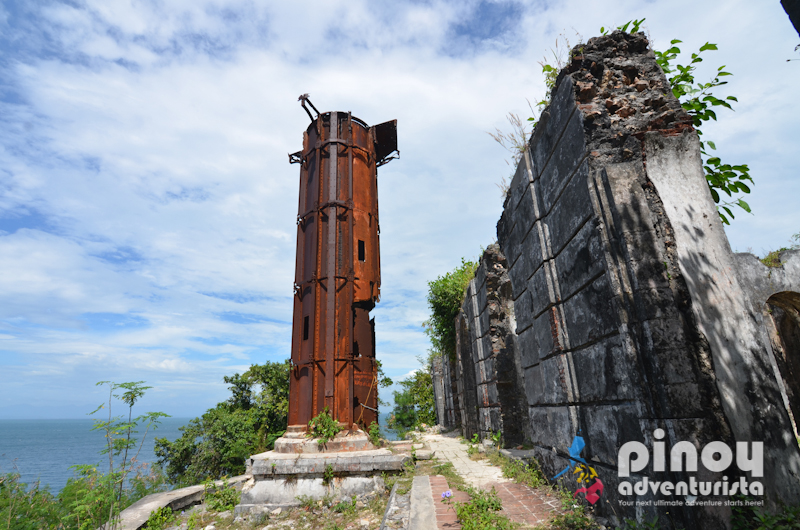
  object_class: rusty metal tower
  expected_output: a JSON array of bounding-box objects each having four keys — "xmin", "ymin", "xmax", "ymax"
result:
[{"xmin": 287, "ymin": 95, "xmax": 397, "ymax": 430}]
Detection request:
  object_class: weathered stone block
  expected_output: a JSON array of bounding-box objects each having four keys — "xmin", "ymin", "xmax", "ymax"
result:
[
  {"xmin": 475, "ymin": 260, "xmax": 487, "ymax": 294},
  {"xmin": 544, "ymin": 160, "xmax": 593, "ymax": 255},
  {"xmin": 562, "ymin": 273, "xmax": 617, "ymax": 350},
  {"xmin": 507, "ymin": 151, "xmax": 533, "ymax": 213},
  {"xmin": 483, "ymin": 354, "xmax": 496, "ymax": 378},
  {"xmin": 514, "ymin": 289, "xmax": 534, "ymax": 333},
  {"xmin": 573, "ymin": 336, "xmax": 638, "ymax": 402},
  {"xmin": 532, "ymin": 308, "xmax": 557, "ymax": 360},
  {"xmin": 656, "ymin": 347, "xmax": 701, "ymax": 385},
  {"xmin": 527, "ymin": 406, "xmax": 573, "ymax": 451},
  {"xmin": 538, "ymin": 355, "xmax": 569, "ymax": 405},
  {"xmin": 600, "ymin": 163, "xmax": 652, "ymax": 236},
  {"xmin": 661, "ymin": 382, "xmax": 705, "ymax": 417},
  {"xmin": 489, "ymin": 407, "xmax": 502, "ymax": 432},
  {"xmin": 487, "ymin": 379, "xmax": 499, "ymax": 404},
  {"xmin": 528, "ymin": 262, "xmax": 556, "ymax": 318},
  {"xmin": 479, "ymin": 308, "xmax": 490, "ymax": 339},
  {"xmin": 531, "ymin": 78, "xmax": 577, "ymax": 180},
  {"xmin": 555, "ymin": 217, "xmax": 605, "ymax": 301},
  {"xmin": 497, "ymin": 209, "xmax": 517, "ymax": 267},
  {"xmin": 509, "ymin": 241, "xmax": 534, "ymax": 299},
  {"xmin": 481, "ymin": 335, "xmax": 492, "ymax": 361},
  {"xmin": 523, "ymin": 363, "xmax": 543, "ymax": 406},
  {"xmin": 634, "ymin": 318, "xmax": 686, "ymax": 352},
  {"xmin": 516, "ymin": 326, "xmax": 540, "ymax": 369},
  {"xmin": 582, "ymin": 403, "xmax": 645, "ymax": 466},
  {"xmin": 513, "ymin": 182, "xmax": 538, "ymax": 242},
  {"xmin": 538, "ymin": 110, "xmax": 586, "ymax": 215}
]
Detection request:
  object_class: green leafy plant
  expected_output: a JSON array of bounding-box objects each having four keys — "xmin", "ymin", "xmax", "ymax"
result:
[
  {"xmin": 296, "ymin": 494, "xmax": 317, "ymax": 510},
  {"xmin": 618, "ymin": 516, "xmax": 660, "ymax": 530},
  {"xmin": 452, "ymin": 487, "xmax": 517, "ymax": 530},
  {"xmin": 490, "ymin": 431, "xmax": 502, "ymax": 445},
  {"xmin": 156, "ymin": 360, "xmax": 290, "ymax": 486},
  {"xmin": 485, "ymin": 450, "xmax": 547, "ymax": 488},
  {"xmin": 0, "ymin": 472, "xmax": 65, "ymax": 530},
  {"xmin": 65, "ymin": 381, "xmax": 169, "ymax": 530},
  {"xmin": 548, "ymin": 508, "xmax": 600, "ymax": 529},
  {"xmin": 731, "ymin": 495, "xmax": 800, "ymax": 530},
  {"xmin": 653, "ymin": 40, "xmax": 751, "ymax": 224},
  {"xmin": 387, "ymin": 368, "xmax": 436, "ymax": 436},
  {"xmin": 308, "ymin": 407, "xmax": 342, "ymax": 445},
  {"xmin": 368, "ymin": 421, "xmax": 382, "ymax": 446},
  {"xmin": 332, "ymin": 496, "xmax": 357, "ymax": 514},
  {"xmin": 144, "ymin": 506, "xmax": 175, "ymax": 530},
  {"xmin": 323, "ymin": 464, "xmax": 335, "ymax": 486},
  {"xmin": 204, "ymin": 478, "xmax": 240, "ymax": 512},
  {"xmin": 186, "ymin": 511, "xmax": 201, "ymax": 530},
  {"xmin": 423, "ymin": 258, "xmax": 479, "ymax": 362}
]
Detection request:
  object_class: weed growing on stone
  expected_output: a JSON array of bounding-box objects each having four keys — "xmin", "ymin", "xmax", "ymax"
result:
[
  {"xmin": 761, "ymin": 249, "xmax": 791, "ymax": 268},
  {"xmin": 203, "ymin": 478, "xmax": 240, "ymax": 512},
  {"xmin": 368, "ymin": 421, "xmax": 382, "ymax": 446},
  {"xmin": 485, "ymin": 450, "xmax": 548, "ymax": 489},
  {"xmin": 540, "ymin": 487, "xmax": 600, "ymax": 530},
  {"xmin": 432, "ymin": 461, "xmax": 468, "ymax": 492},
  {"xmin": 308, "ymin": 407, "xmax": 342, "ymax": 445},
  {"xmin": 323, "ymin": 464, "xmax": 335, "ymax": 486},
  {"xmin": 451, "ymin": 486, "xmax": 519, "ymax": 530},
  {"xmin": 545, "ymin": 508, "xmax": 600, "ymax": 530},
  {"xmin": 143, "ymin": 505, "xmax": 175, "ymax": 530},
  {"xmin": 731, "ymin": 495, "xmax": 800, "ymax": 530},
  {"xmin": 166, "ymin": 490, "xmax": 387, "ymax": 530},
  {"xmin": 617, "ymin": 516, "xmax": 660, "ymax": 529}
]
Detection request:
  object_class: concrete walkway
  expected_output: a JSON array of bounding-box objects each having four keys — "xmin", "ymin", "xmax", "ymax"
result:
[
  {"xmin": 419, "ymin": 431, "xmax": 560, "ymax": 528},
  {"xmin": 420, "ymin": 431, "xmax": 506, "ymax": 489}
]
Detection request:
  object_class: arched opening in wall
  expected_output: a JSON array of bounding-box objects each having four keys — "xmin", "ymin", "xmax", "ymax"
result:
[{"xmin": 766, "ymin": 291, "xmax": 800, "ymax": 440}]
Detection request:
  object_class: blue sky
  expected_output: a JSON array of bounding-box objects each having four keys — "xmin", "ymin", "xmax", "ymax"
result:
[{"xmin": 1, "ymin": 0, "xmax": 798, "ymax": 419}]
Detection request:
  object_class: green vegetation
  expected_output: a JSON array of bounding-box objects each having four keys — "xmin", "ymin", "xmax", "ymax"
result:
[
  {"xmin": 653, "ymin": 38, "xmax": 751, "ymax": 225},
  {"xmin": 390, "ymin": 257, "xmax": 477, "ymax": 436},
  {"xmin": 155, "ymin": 360, "xmax": 290, "ymax": 486},
  {"xmin": 203, "ymin": 478, "xmax": 240, "ymax": 512},
  {"xmin": 617, "ymin": 517, "xmax": 659, "ymax": 530},
  {"xmin": 0, "ymin": 472, "xmax": 64, "ymax": 529},
  {"xmin": 308, "ymin": 407, "xmax": 342, "ymax": 445},
  {"xmin": 760, "ymin": 232, "xmax": 800, "ymax": 267},
  {"xmin": 485, "ymin": 450, "xmax": 547, "ymax": 489},
  {"xmin": 0, "ymin": 382, "xmax": 169, "ymax": 530},
  {"xmin": 368, "ymin": 421, "xmax": 382, "ymax": 446},
  {"xmin": 732, "ymin": 496, "xmax": 800, "ymax": 530},
  {"xmin": 323, "ymin": 464, "xmax": 335, "ymax": 486},
  {"xmin": 144, "ymin": 505, "xmax": 175, "ymax": 530},
  {"xmin": 423, "ymin": 258, "xmax": 479, "ymax": 362},
  {"xmin": 448, "ymin": 487, "xmax": 517, "ymax": 530},
  {"xmin": 387, "ymin": 367, "xmax": 436, "ymax": 436}
]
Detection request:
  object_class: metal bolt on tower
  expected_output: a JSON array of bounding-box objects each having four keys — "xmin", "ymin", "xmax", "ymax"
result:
[{"xmin": 287, "ymin": 95, "xmax": 398, "ymax": 430}]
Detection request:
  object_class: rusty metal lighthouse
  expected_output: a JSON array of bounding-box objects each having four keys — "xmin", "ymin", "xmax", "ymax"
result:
[{"xmin": 287, "ymin": 95, "xmax": 397, "ymax": 431}]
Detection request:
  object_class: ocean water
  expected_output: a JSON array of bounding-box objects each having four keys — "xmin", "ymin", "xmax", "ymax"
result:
[
  {"xmin": 0, "ymin": 417, "xmax": 191, "ymax": 493},
  {"xmin": 0, "ymin": 414, "xmax": 398, "ymax": 493}
]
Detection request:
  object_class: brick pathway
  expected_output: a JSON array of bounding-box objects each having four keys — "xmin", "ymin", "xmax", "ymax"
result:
[
  {"xmin": 428, "ymin": 475, "xmax": 469, "ymax": 529},
  {"xmin": 489, "ymin": 481, "xmax": 561, "ymax": 527},
  {"xmin": 422, "ymin": 432, "xmax": 560, "ymax": 528}
]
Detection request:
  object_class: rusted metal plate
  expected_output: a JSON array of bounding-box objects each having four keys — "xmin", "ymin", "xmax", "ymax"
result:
[{"xmin": 288, "ymin": 101, "xmax": 396, "ymax": 430}]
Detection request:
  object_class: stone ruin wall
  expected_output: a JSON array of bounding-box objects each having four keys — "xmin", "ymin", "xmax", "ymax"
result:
[{"xmin": 430, "ymin": 31, "xmax": 800, "ymax": 529}]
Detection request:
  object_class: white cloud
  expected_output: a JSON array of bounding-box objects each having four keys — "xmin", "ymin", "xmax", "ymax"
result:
[{"xmin": 0, "ymin": 0, "xmax": 798, "ymax": 419}]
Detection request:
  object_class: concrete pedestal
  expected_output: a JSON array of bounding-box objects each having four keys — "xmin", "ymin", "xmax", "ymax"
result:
[{"xmin": 235, "ymin": 432, "xmax": 411, "ymax": 515}]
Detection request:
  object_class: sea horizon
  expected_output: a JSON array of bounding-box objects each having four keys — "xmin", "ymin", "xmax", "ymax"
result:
[{"xmin": 0, "ymin": 414, "xmax": 398, "ymax": 493}]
